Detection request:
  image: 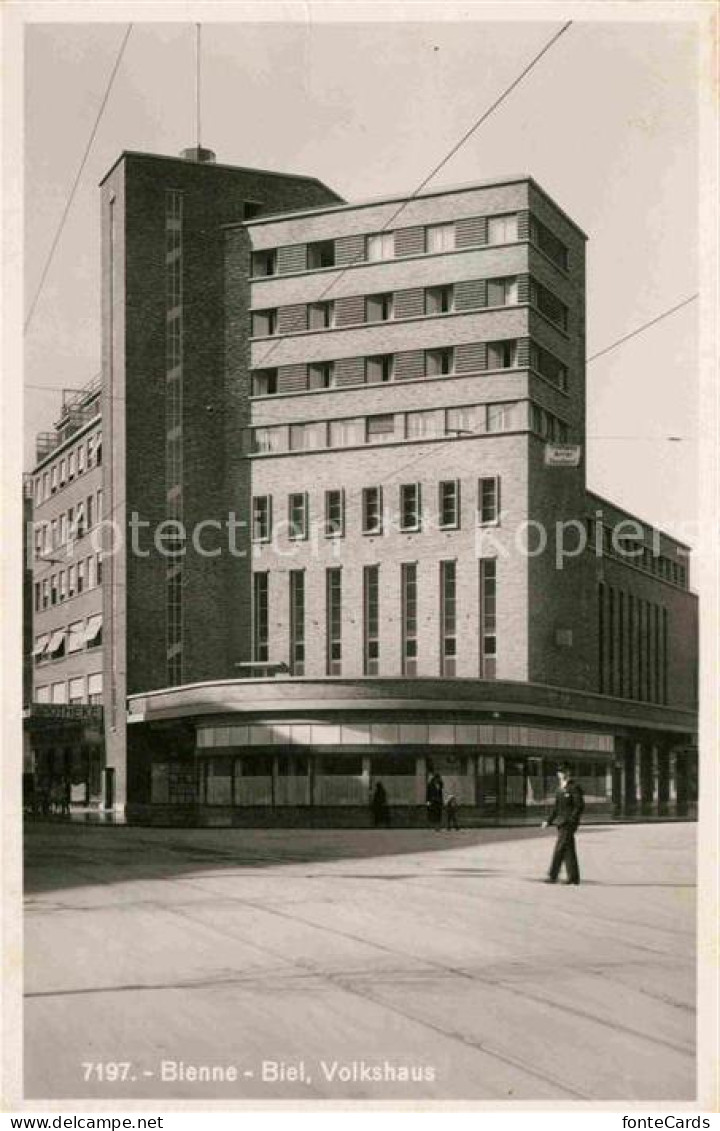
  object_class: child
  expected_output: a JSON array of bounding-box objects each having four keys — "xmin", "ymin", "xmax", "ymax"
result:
[{"xmin": 445, "ymin": 793, "xmax": 460, "ymax": 831}]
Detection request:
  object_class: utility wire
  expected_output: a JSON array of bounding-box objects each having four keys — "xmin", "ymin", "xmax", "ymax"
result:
[
  {"xmin": 255, "ymin": 19, "xmax": 573, "ymax": 368},
  {"xmin": 587, "ymin": 294, "xmax": 698, "ymax": 364},
  {"xmin": 24, "ymin": 24, "xmax": 133, "ymax": 335}
]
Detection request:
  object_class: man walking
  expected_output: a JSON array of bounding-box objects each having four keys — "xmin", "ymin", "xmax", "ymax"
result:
[{"xmin": 542, "ymin": 764, "xmax": 585, "ymax": 884}]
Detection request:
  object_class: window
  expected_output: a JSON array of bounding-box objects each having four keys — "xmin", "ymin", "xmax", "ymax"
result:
[
  {"xmin": 43, "ymin": 471, "xmax": 50, "ymax": 497},
  {"xmin": 68, "ymin": 677, "xmax": 85, "ymax": 706},
  {"xmin": 307, "ymin": 240, "xmax": 335, "ymax": 269},
  {"xmin": 95, "ymin": 433, "xmax": 102, "ymax": 466},
  {"xmin": 87, "ymin": 436, "xmax": 95, "ymax": 468},
  {"xmin": 425, "ymin": 223, "xmax": 455, "ymax": 253},
  {"xmin": 288, "ymin": 493, "xmax": 308, "ymax": 540},
  {"xmin": 59, "ymin": 513, "xmax": 67, "ymax": 546},
  {"xmin": 253, "ymin": 425, "xmax": 286, "ymax": 454},
  {"xmin": 401, "ymin": 563, "xmax": 418, "ymax": 676},
  {"xmin": 366, "ymin": 414, "xmax": 396, "ymax": 443},
  {"xmin": 253, "ymin": 573, "xmax": 269, "ymax": 662},
  {"xmin": 97, "ymin": 489, "xmax": 103, "ymax": 520},
  {"xmin": 77, "ymin": 445, "xmax": 85, "ymax": 474},
  {"xmin": 530, "ymin": 279, "xmax": 568, "ymax": 329},
  {"xmin": 487, "ymin": 213, "xmax": 518, "ymax": 245},
  {"xmin": 77, "ymin": 560, "xmax": 85, "ymax": 594},
  {"xmin": 88, "ymin": 673, "xmax": 103, "ymax": 706},
  {"xmin": 85, "ymin": 615, "xmax": 102, "ymax": 649},
  {"xmin": 487, "ymin": 402, "xmax": 521, "ymax": 432},
  {"xmin": 487, "ymin": 277, "xmax": 519, "ymax": 306},
  {"xmin": 68, "ymin": 565, "xmax": 76, "ymax": 598},
  {"xmin": 87, "ymin": 556, "xmax": 96, "ymax": 590},
  {"xmin": 86, "ymin": 494, "xmax": 94, "ymax": 530},
  {"xmin": 308, "ymin": 301, "xmax": 334, "ymax": 329},
  {"xmin": 59, "ymin": 459, "xmax": 66, "ymax": 487},
  {"xmin": 529, "ymin": 215, "xmax": 569, "ymax": 270},
  {"xmin": 478, "ymin": 477, "xmax": 500, "ymax": 525},
  {"xmin": 479, "ymin": 559, "xmax": 497, "ymax": 679},
  {"xmin": 365, "ymin": 293, "xmax": 394, "ymax": 322},
  {"xmin": 308, "ymin": 361, "xmax": 335, "ymax": 389},
  {"xmin": 35, "ymin": 477, "xmax": 42, "ymax": 505},
  {"xmin": 405, "ymin": 410, "xmax": 444, "ymax": 440},
  {"xmin": 326, "ymin": 568, "xmax": 342, "ymax": 675},
  {"xmin": 51, "ymin": 466, "xmax": 58, "ymax": 493},
  {"xmin": 252, "ymin": 496, "xmax": 272, "ymax": 542},
  {"xmin": 290, "ymin": 421, "xmax": 327, "ymax": 450},
  {"xmin": 400, "ymin": 483, "xmax": 421, "ymax": 531},
  {"xmin": 34, "ymin": 634, "xmax": 50, "ymax": 664},
  {"xmin": 366, "ymin": 354, "xmax": 394, "ymax": 383},
  {"xmin": 289, "ymin": 571, "xmax": 305, "ymax": 675},
  {"xmin": 51, "ymin": 682, "xmax": 68, "ymax": 705},
  {"xmin": 362, "ymin": 487, "xmax": 383, "ymax": 535},
  {"xmin": 425, "ymin": 347, "xmax": 454, "ymax": 377},
  {"xmin": 425, "ymin": 285, "xmax": 454, "ymax": 315},
  {"xmin": 252, "ymin": 309, "xmax": 278, "ymax": 337},
  {"xmin": 42, "ymin": 580, "xmax": 49, "ymax": 609},
  {"xmin": 487, "ymin": 340, "xmax": 518, "ymax": 369},
  {"xmin": 36, "ymin": 685, "xmax": 50, "ymax": 703},
  {"xmin": 363, "ymin": 565, "xmax": 380, "ymax": 676},
  {"xmin": 252, "ymin": 249, "xmax": 277, "ymax": 276},
  {"xmin": 329, "ymin": 417, "xmax": 365, "ymax": 448},
  {"xmin": 68, "ymin": 450, "xmax": 75, "ymax": 480},
  {"xmin": 34, "ymin": 582, "xmax": 41, "ymax": 612},
  {"xmin": 366, "ymin": 232, "xmax": 394, "ymax": 261},
  {"xmin": 325, "ymin": 490, "xmax": 345, "ymax": 538},
  {"xmin": 50, "ymin": 575, "xmax": 57, "ymax": 606},
  {"xmin": 96, "ymin": 552, "xmax": 102, "ymax": 585},
  {"xmin": 59, "ymin": 570, "xmax": 66, "ymax": 602},
  {"xmin": 531, "ymin": 404, "xmax": 568, "ymax": 442},
  {"xmin": 252, "ymin": 369, "xmax": 278, "ymax": 396},
  {"xmin": 439, "ymin": 480, "xmax": 460, "ymax": 529},
  {"xmin": 76, "ymin": 502, "xmax": 86, "ymax": 539},
  {"xmin": 530, "ymin": 343, "xmax": 568, "ymax": 391},
  {"xmin": 68, "ymin": 621, "xmax": 85, "ymax": 655},
  {"xmin": 440, "ymin": 561, "xmax": 457, "ymax": 677}
]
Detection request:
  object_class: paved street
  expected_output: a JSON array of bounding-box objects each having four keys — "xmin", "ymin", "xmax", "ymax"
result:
[{"xmin": 24, "ymin": 821, "xmax": 696, "ymax": 1102}]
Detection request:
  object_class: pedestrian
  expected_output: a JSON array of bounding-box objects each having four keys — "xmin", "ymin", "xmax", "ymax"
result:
[
  {"xmin": 61, "ymin": 777, "xmax": 72, "ymax": 818},
  {"xmin": 445, "ymin": 793, "xmax": 460, "ymax": 831},
  {"xmin": 426, "ymin": 771, "xmax": 444, "ymax": 830},
  {"xmin": 370, "ymin": 780, "xmax": 390, "ymax": 827},
  {"xmin": 542, "ymin": 763, "xmax": 585, "ymax": 884}
]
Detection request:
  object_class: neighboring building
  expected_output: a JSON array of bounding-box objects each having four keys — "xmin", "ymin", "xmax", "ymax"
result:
[
  {"xmin": 92, "ymin": 152, "xmax": 698, "ymax": 824},
  {"xmin": 26, "ymin": 376, "xmax": 105, "ymax": 804}
]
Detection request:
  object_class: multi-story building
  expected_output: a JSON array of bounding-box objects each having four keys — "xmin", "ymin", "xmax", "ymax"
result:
[
  {"xmin": 26, "ymin": 376, "xmax": 105, "ymax": 804},
  {"xmin": 93, "ymin": 150, "xmax": 698, "ymax": 824}
]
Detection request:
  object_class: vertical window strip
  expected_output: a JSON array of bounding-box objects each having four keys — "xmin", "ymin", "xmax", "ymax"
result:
[
  {"xmin": 401, "ymin": 563, "xmax": 418, "ymax": 676},
  {"xmin": 326, "ymin": 568, "xmax": 342, "ymax": 675},
  {"xmin": 289, "ymin": 570, "xmax": 305, "ymax": 675},
  {"xmin": 440, "ymin": 560, "xmax": 457, "ymax": 677},
  {"xmin": 363, "ymin": 565, "xmax": 380, "ymax": 675},
  {"xmin": 253, "ymin": 573, "xmax": 269, "ymax": 662},
  {"xmin": 165, "ymin": 189, "xmax": 183, "ymax": 684},
  {"xmin": 480, "ymin": 559, "xmax": 497, "ymax": 679}
]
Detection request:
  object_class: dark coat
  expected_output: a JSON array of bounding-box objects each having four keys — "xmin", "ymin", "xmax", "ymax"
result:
[{"xmin": 547, "ymin": 781, "xmax": 585, "ymax": 830}]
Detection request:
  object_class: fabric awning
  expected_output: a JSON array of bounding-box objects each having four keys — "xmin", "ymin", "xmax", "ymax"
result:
[
  {"xmin": 67, "ymin": 623, "xmax": 86, "ymax": 654},
  {"xmin": 46, "ymin": 630, "xmax": 66, "ymax": 656},
  {"xmin": 84, "ymin": 614, "xmax": 103, "ymax": 646},
  {"xmin": 32, "ymin": 635, "xmax": 50, "ymax": 657}
]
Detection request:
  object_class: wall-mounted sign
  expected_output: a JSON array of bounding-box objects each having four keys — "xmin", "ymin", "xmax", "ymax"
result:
[{"xmin": 544, "ymin": 444, "xmax": 582, "ymax": 467}]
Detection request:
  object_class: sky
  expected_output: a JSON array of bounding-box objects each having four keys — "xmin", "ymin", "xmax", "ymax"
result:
[{"xmin": 23, "ymin": 11, "xmax": 700, "ymax": 541}]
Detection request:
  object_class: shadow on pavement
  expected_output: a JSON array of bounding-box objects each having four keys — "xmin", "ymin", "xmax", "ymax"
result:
[{"xmin": 23, "ymin": 821, "xmax": 607, "ymax": 896}]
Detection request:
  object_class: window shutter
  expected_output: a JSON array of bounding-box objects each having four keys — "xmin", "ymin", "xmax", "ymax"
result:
[
  {"xmin": 335, "ymin": 295, "xmax": 366, "ymax": 326},
  {"xmin": 455, "ymin": 216, "xmax": 487, "ymax": 248},
  {"xmin": 393, "ymin": 351, "xmax": 425, "ymax": 381},
  {"xmin": 394, "ymin": 289, "xmax": 425, "ymax": 319},
  {"xmin": 394, "ymin": 227, "xmax": 425, "ymax": 257},
  {"xmin": 277, "ymin": 364, "xmax": 308, "ymax": 393},
  {"xmin": 277, "ymin": 305, "xmax": 308, "ymax": 334},
  {"xmin": 334, "ymin": 357, "xmax": 365, "ymax": 387},
  {"xmin": 335, "ymin": 234, "xmax": 366, "ymax": 266},
  {"xmin": 455, "ymin": 342, "xmax": 487, "ymax": 373},
  {"xmin": 277, "ymin": 245, "xmax": 307, "ymax": 274},
  {"xmin": 455, "ymin": 279, "xmax": 487, "ymax": 310}
]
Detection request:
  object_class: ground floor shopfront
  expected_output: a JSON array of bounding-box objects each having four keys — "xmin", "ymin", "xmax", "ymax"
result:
[
  {"xmin": 23, "ymin": 704, "xmax": 105, "ymax": 811},
  {"xmin": 121, "ymin": 679, "xmax": 698, "ymax": 826}
]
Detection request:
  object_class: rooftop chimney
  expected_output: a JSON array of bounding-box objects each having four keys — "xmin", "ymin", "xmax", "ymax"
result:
[{"xmin": 180, "ymin": 146, "xmax": 216, "ymax": 164}]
